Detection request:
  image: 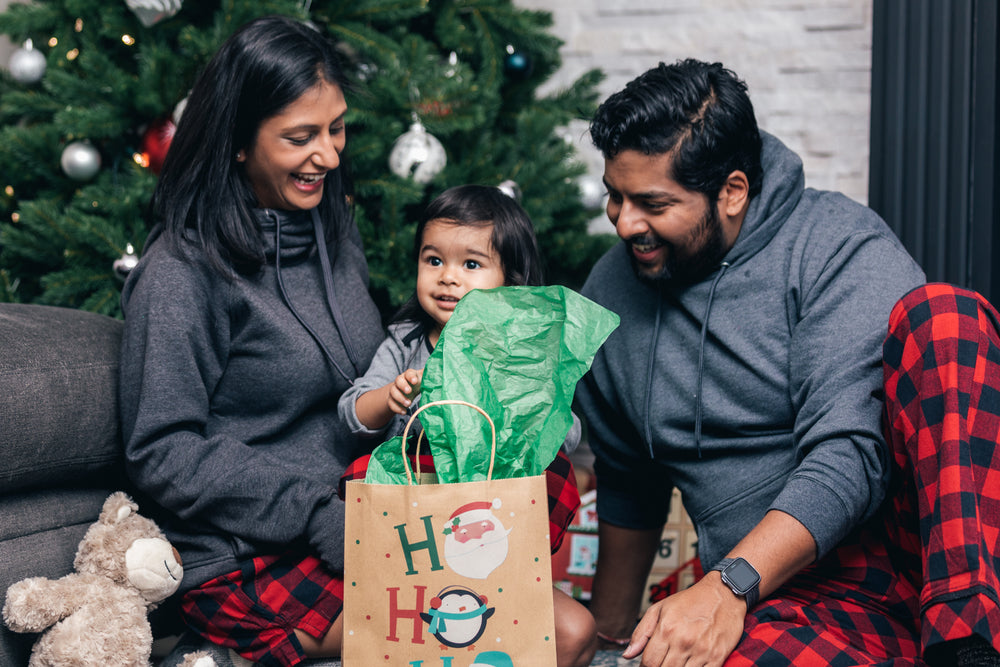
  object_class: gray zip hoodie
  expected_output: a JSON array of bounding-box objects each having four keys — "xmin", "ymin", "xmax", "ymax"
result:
[
  {"xmin": 119, "ymin": 206, "xmax": 383, "ymax": 592},
  {"xmin": 576, "ymin": 132, "xmax": 925, "ymax": 568}
]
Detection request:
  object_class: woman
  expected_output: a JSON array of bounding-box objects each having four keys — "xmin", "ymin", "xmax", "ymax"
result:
[{"xmin": 120, "ymin": 15, "xmax": 384, "ymax": 664}]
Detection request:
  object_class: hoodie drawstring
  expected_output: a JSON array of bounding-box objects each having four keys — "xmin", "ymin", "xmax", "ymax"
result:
[
  {"xmin": 693, "ymin": 262, "xmax": 730, "ymax": 458},
  {"xmin": 643, "ymin": 294, "xmax": 663, "ymax": 459},
  {"xmin": 311, "ymin": 208, "xmax": 363, "ymax": 376},
  {"xmin": 271, "ymin": 209, "xmax": 360, "ymax": 386}
]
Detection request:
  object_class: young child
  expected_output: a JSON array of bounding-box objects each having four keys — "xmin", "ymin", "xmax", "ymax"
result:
[{"xmin": 338, "ymin": 184, "xmax": 597, "ymax": 667}]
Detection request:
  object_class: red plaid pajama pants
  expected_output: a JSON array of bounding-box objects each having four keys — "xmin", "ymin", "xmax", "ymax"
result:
[
  {"xmin": 729, "ymin": 284, "xmax": 1000, "ymax": 666},
  {"xmin": 179, "ymin": 449, "xmax": 580, "ymax": 666}
]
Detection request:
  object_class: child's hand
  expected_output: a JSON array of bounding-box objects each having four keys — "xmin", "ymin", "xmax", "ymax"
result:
[{"xmin": 387, "ymin": 369, "xmax": 423, "ymax": 415}]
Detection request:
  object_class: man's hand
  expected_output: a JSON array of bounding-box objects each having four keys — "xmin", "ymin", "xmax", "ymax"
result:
[
  {"xmin": 591, "ymin": 511, "xmax": 814, "ymax": 665},
  {"xmin": 623, "ymin": 573, "xmax": 746, "ymax": 666}
]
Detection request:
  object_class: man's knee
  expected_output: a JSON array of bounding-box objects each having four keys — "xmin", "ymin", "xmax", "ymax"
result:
[{"xmin": 886, "ymin": 282, "xmax": 998, "ymax": 347}]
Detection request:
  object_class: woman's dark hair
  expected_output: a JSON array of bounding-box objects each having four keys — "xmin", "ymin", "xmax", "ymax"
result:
[
  {"xmin": 151, "ymin": 15, "xmax": 352, "ymax": 276},
  {"xmin": 589, "ymin": 59, "xmax": 763, "ymax": 200},
  {"xmin": 393, "ymin": 184, "xmax": 544, "ymax": 327}
]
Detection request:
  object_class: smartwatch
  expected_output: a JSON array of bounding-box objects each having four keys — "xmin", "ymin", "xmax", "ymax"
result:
[{"xmin": 710, "ymin": 557, "xmax": 760, "ymax": 610}]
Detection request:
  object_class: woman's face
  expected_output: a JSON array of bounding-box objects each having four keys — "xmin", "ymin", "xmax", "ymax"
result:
[
  {"xmin": 238, "ymin": 78, "xmax": 347, "ymax": 210},
  {"xmin": 416, "ymin": 219, "xmax": 505, "ymax": 337}
]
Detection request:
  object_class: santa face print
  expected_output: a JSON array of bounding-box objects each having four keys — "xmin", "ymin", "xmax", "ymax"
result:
[{"xmin": 441, "ymin": 499, "xmax": 512, "ymax": 579}]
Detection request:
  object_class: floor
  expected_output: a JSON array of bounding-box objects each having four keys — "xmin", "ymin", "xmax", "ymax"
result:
[
  {"xmin": 590, "ymin": 650, "xmax": 640, "ymax": 666},
  {"xmin": 160, "ymin": 634, "xmax": 637, "ymax": 665}
]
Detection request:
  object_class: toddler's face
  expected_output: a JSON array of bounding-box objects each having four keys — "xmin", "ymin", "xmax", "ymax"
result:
[{"xmin": 416, "ymin": 219, "xmax": 505, "ymax": 335}]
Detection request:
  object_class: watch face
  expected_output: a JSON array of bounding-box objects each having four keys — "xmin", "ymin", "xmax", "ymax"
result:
[{"xmin": 723, "ymin": 558, "xmax": 760, "ymax": 594}]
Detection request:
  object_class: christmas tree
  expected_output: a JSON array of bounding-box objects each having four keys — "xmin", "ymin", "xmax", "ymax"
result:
[{"xmin": 0, "ymin": 0, "xmax": 612, "ymax": 318}]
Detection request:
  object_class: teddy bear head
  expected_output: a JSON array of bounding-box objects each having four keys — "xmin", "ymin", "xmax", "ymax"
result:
[{"xmin": 73, "ymin": 492, "xmax": 183, "ymax": 604}]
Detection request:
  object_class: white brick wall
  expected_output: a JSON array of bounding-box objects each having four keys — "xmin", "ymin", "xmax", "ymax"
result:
[{"xmin": 515, "ymin": 0, "xmax": 875, "ymax": 214}]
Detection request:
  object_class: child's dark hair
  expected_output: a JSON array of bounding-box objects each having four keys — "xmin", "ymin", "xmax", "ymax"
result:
[{"xmin": 393, "ymin": 184, "xmax": 544, "ymax": 326}]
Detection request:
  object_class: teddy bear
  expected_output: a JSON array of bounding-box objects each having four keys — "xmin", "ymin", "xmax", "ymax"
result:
[{"xmin": 2, "ymin": 491, "xmax": 215, "ymax": 667}]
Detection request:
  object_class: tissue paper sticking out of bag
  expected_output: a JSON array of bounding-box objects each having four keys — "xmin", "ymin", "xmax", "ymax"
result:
[{"xmin": 365, "ymin": 286, "xmax": 619, "ymax": 484}]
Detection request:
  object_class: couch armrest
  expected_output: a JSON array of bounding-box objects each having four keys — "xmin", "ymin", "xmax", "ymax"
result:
[{"xmin": 0, "ymin": 304, "xmax": 123, "ymax": 493}]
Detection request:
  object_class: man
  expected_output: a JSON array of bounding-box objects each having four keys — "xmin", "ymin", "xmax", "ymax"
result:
[{"xmin": 575, "ymin": 59, "xmax": 1000, "ymax": 666}]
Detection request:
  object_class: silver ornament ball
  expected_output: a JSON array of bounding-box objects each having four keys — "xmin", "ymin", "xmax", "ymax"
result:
[
  {"xmin": 578, "ymin": 174, "xmax": 606, "ymax": 209},
  {"xmin": 388, "ymin": 121, "xmax": 447, "ymax": 184},
  {"xmin": 497, "ymin": 180, "xmax": 522, "ymax": 202},
  {"xmin": 9, "ymin": 40, "xmax": 46, "ymax": 85},
  {"xmin": 61, "ymin": 141, "xmax": 102, "ymax": 181},
  {"xmin": 113, "ymin": 243, "xmax": 139, "ymax": 281},
  {"xmin": 172, "ymin": 94, "xmax": 189, "ymax": 126},
  {"xmin": 125, "ymin": 0, "xmax": 183, "ymax": 27}
]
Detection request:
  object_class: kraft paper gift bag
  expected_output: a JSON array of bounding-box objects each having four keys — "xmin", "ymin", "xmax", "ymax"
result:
[{"xmin": 343, "ymin": 400, "xmax": 557, "ymax": 666}]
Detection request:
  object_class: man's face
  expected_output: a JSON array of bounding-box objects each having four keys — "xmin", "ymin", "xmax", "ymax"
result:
[{"xmin": 603, "ymin": 149, "xmax": 732, "ymax": 286}]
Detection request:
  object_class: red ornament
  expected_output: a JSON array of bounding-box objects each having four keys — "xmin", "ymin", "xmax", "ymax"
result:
[{"xmin": 140, "ymin": 117, "xmax": 176, "ymax": 174}]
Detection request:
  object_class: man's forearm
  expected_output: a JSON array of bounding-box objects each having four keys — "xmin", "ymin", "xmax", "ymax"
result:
[
  {"xmin": 717, "ymin": 509, "xmax": 816, "ymax": 602},
  {"xmin": 589, "ymin": 521, "xmax": 662, "ymax": 640}
]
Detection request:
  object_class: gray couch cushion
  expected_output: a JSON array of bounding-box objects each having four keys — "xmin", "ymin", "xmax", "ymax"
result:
[
  {"xmin": 0, "ymin": 304, "xmax": 123, "ymax": 493},
  {"xmin": 0, "ymin": 487, "xmax": 114, "ymax": 665}
]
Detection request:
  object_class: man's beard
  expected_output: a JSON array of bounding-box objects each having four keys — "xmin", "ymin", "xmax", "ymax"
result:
[{"xmin": 628, "ymin": 204, "xmax": 728, "ymax": 287}]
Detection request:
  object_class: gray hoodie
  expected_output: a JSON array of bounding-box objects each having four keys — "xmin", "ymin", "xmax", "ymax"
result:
[
  {"xmin": 576, "ymin": 132, "xmax": 925, "ymax": 569},
  {"xmin": 119, "ymin": 206, "xmax": 384, "ymax": 592}
]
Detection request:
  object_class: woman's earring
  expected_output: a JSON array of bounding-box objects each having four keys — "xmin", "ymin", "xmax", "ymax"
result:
[{"xmin": 235, "ymin": 150, "xmax": 245, "ymax": 162}]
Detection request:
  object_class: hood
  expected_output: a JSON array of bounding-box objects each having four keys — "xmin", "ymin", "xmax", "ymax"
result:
[
  {"xmin": 258, "ymin": 207, "xmax": 318, "ymax": 264},
  {"xmin": 722, "ymin": 131, "xmax": 805, "ymax": 268},
  {"xmin": 662, "ymin": 132, "xmax": 807, "ymax": 457}
]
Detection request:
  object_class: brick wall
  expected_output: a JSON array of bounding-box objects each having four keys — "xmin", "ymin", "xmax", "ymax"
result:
[{"xmin": 515, "ymin": 0, "xmax": 875, "ymax": 212}]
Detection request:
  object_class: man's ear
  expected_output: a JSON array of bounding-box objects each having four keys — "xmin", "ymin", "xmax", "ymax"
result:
[{"xmin": 718, "ymin": 170, "xmax": 750, "ymax": 218}]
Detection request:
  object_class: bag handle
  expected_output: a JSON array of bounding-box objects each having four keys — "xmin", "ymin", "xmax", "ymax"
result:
[{"xmin": 401, "ymin": 399, "xmax": 497, "ymax": 485}]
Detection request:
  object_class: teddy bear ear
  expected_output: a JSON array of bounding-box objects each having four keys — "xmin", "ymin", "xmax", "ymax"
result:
[{"xmin": 100, "ymin": 491, "xmax": 139, "ymax": 524}]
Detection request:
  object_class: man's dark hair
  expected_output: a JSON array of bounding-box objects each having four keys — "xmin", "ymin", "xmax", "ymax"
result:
[{"xmin": 590, "ymin": 59, "xmax": 763, "ymax": 200}]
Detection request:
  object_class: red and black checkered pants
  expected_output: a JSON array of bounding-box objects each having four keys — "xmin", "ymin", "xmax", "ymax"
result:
[
  {"xmin": 728, "ymin": 284, "xmax": 1000, "ymax": 666},
  {"xmin": 179, "ymin": 449, "xmax": 580, "ymax": 666}
]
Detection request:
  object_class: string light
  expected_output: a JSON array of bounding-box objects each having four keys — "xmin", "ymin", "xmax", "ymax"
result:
[
  {"xmin": 66, "ymin": 49, "xmax": 79, "ymax": 61},
  {"xmin": 75, "ymin": 18, "xmax": 84, "ymax": 32},
  {"xmin": 47, "ymin": 37, "xmax": 58, "ymax": 47},
  {"xmin": 121, "ymin": 34, "xmax": 135, "ymax": 46},
  {"xmin": 4, "ymin": 186, "xmax": 13, "ymax": 196},
  {"xmin": 11, "ymin": 212, "xmax": 20, "ymax": 223},
  {"xmin": 133, "ymin": 152, "xmax": 150, "ymax": 168}
]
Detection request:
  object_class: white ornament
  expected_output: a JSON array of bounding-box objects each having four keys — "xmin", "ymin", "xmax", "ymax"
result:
[
  {"xmin": 8, "ymin": 39, "xmax": 46, "ymax": 85},
  {"xmin": 61, "ymin": 141, "xmax": 102, "ymax": 181},
  {"xmin": 172, "ymin": 94, "xmax": 189, "ymax": 126},
  {"xmin": 578, "ymin": 174, "xmax": 606, "ymax": 209},
  {"xmin": 113, "ymin": 243, "xmax": 139, "ymax": 280},
  {"xmin": 388, "ymin": 120, "xmax": 447, "ymax": 184},
  {"xmin": 497, "ymin": 179, "xmax": 521, "ymax": 202},
  {"xmin": 124, "ymin": 0, "xmax": 183, "ymax": 27}
]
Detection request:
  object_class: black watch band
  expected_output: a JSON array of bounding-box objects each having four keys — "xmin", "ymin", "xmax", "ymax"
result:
[{"xmin": 710, "ymin": 557, "xmax": 760, "ymax": 610}]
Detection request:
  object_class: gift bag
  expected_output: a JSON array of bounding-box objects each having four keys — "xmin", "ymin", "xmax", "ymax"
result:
[{"xmin": 343, "ymin": 400, "xmax": 557, "ymax": 666}]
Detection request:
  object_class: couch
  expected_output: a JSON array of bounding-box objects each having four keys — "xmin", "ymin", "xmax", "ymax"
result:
[
  {"xmin": 0, "ymin": 303, "xmax": 353, "ymax": 667},
  {"xmin": 0, "ymin": 302, "xmax": 146, "ymax": 664}
]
